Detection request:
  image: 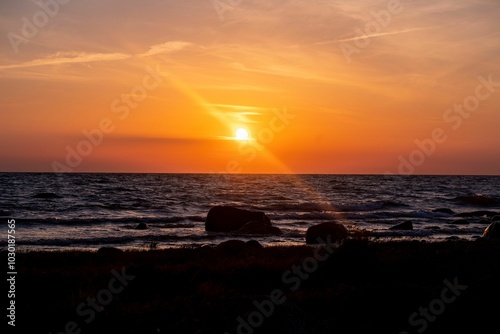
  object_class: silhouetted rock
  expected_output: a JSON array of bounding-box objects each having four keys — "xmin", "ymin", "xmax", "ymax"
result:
[
  {"xmin": 235, "ymin": 221, "xmax": 282, "ymax": 235},
  {"xmin": 246, "ymin": 240, "xmax": 263, "ymax": 249},
  {"xmin": 135, "ymin": 222, "xmax": 149, "ymax": 230},
  {"xmin": 205, "ymin": 206, "xmax": 272, "ymax": 232},
  {"xmin": 492, "ymin": 216, "xmax": 500, "ymax": 222},
  {"xmin": 97, "ymin": 247, "xmax": 123, "ymax": 254},
  {"xmin": 433, "ymin": 208, "xmax": 455, "ymax": 214},
  {"xmin": 215, "ymin": 239, "xmax": 264, "ymax": 254},
  {"xmin": 306, "ymin": 222, "xmax": 348, "ymax": 244},
  {"xmin": 215, "ymin": 240, "xmax": 247, "ymax": 253},
  {"xmin": 482, "ymin": 222, "xmax": 500, "ymax": 240},
  {"xmin": 389, "ymin": 221, "xmax": 413, "ymax": 230}
]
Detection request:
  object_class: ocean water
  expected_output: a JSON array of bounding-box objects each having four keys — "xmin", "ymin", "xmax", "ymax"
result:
[{"xmin": 1, "ymin": 173, "xmax": 499, "ymax": 251}]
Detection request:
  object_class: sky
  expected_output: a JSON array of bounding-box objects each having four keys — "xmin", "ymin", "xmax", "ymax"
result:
[{"xmin": 1, "ymin": 0, "xmax": 499, "ymax": 174}]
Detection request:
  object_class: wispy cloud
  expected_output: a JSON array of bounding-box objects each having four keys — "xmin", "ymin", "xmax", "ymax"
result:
[
  {"xmin": 207, "ymin": 104, "xmax": 266, "ymax": 124},
  {"xmin": 0, "ymin": 41, "xmax": 194, "ymax": 71},
  {"xmin": 139, "ymin": 41, "xmax": 193, "ymax": 57},
  {"xmin": 230, "ymin": 61, "xmax": 332, "ymax": 83},
  {"xmin": 105, "ymin": 135, "xmax": 218, "ymax": 145},
  {"xmin": 208, "ymin": 104, "xmax": 266, "ymax": 113},
  {"xmin": 316, "ymin": 27, "xmax": 431, "ymax": 45},
  {"xmin": 0, "ymin": 51, "xmax": 130, "ymax": 70}
]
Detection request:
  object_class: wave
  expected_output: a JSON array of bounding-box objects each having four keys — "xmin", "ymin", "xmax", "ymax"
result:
[
  {"xmin": 336, "ymin": 201, "xmax": 409, "ymax": 212},
  {"xmin": 453, "ymin": 194, "xmax": 500, "ymax": 207},
  {"xmin": 8, "ymin": 231, "xmax": 254, "ymax": 247},
  {"xmin": 455, "ymin": 210, "xmax": 499, "ymax": 218},
  {"xmin": 32, "ymin": 192, "xmax": 63, "ymax": 199},
  {"xmin": 266, "ymin": 202, "xmax": 333, "ymax": 212},
  {"xmin": 12, "ymin": 215, "xmax": 206, "ymax": 226},
  {"xmin": 339, "ymin": 211, "xmax": 436, "ymax": 222},
  {"xmin": 0, "ymin": 210, "xmax": 12, "ymax": 217},
  {"xmin": 264, "ymin": 200, "xmax": 409, "ymax": 213},
  {"xmin": 269, "ymin": 212, "xmax": 337, "ymax": 221}
]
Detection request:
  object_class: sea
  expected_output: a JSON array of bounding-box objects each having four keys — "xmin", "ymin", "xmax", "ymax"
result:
[{"xmin": 1, "ymin": 173, "xmax": 499, "ymax": 251}]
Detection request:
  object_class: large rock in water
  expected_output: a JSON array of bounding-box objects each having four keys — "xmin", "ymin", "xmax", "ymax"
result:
[
  {"xmin": 482, "ymin": 222, "xmax": 500, "ymax": 240},
  {"xmin": 235, "ymin": 221, "xmax": 282, "ymax": 235},
  {"xmin": 205, "ymin": 206, "xmax": 274, "ymax": 233},
  {"xmin": 306, "ymin": 222, "xmax": 348, "ymax": 244}
]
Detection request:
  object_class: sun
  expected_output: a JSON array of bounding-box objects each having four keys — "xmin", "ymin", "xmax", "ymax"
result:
[{"xmin": 235, "ymin": 128, "xmax": 250, "ymax": 140}]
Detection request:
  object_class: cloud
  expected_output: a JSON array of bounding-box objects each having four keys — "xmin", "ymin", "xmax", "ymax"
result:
[
  {"xmin": 139, "ymin": 41, "xmax": 193, "ymax": 57},
  {"xmin": 207, "ymin": 104, "xmax": 266, "ymax": 123},
  {"xmin": 0, "ymin": 40, "xmax": 194, "ymax": 71},
  {"xmin": 208, "ymin": 104, "xmax": 267, "ymax": 113},
  {"xmin": 0, "ymin": 51, "xmax": 130, "ymax": 70},
  {"xmin": 105, "ymin": 135, "xmax": 221, "ymax": 145},
  {"xmin": 318, "ymin": 27, "xmax": 432, "ymax": 44}
]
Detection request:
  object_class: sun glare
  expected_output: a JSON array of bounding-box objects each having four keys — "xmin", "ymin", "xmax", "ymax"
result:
[{"xmin": 235, "ymin": 128, "xmax": 249, "ymax": 140}]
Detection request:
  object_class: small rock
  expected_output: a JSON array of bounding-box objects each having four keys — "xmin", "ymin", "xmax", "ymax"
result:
[
  {"xmin": 215, "ymin": 240, "xmax": 247, "ymax": 253},
  {"xmin": 482, "ymin": 222, "xmax": 500, "ymax": 240},
  {"xmin": 135, "ymin": 222, "xmax": 149, "ymax": 230},
  {"xmin": 97, "ymin": 247, "xmax": 123, "ymax": 254},
  {"xmin": 306, "ymin": 222, "xmax": 348, "ymax": 244},
  {"xmin": 246, "ymin": 240, "xmax": 264, "ymax": 249},
  {"xmin": 389, "ymin": 221, "xmax": 413, "ymax": 230}
]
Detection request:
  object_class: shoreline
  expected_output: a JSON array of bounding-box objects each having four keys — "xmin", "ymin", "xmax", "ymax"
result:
[
  {"xmin": 8, "ymin": 236, "xmax": 486, "ymax": 253},
  {"xmin": 11, "ymin": 239, "xmax": 500, "ymax": 333}
]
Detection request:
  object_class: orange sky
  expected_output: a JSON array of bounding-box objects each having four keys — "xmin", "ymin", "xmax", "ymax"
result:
[{"xmin": 1, "ymin": 0, "xmax": 499, "ymax": 174}]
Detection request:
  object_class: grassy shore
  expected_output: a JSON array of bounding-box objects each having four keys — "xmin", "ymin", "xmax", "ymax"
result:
[{"xmin": 10, "ymin": 239, "xmax": 500, "ymax": 334}]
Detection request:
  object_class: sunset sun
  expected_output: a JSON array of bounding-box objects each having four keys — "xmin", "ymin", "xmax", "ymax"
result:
[{"xmin": 235, "ymin": 128, "xmax": 249, "ymax": 140}]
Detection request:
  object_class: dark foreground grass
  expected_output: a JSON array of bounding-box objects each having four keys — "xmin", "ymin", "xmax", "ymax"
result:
[{"xmin": 9, "ymin": 239, "xmax": 500, "ymax": 334}]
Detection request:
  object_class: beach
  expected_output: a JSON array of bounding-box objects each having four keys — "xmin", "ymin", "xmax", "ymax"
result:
[
  {"xmin": 11, "ymin": 239, "xmax": 500, "ymax": 334},
  {"xmin": 3, "ymin": 173, "xmax": 500, "ymax": 333}
]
